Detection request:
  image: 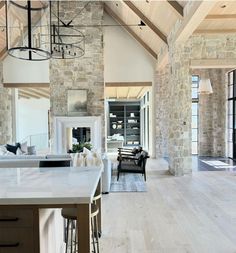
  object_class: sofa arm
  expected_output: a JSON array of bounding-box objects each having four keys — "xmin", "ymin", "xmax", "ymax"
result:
[{"xmin": 102, "ymin": 158, "xmax": 112, "ymax": 194}]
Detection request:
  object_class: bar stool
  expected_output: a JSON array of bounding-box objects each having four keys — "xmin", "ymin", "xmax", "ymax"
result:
[{"xmin": 61, "ymin": 193, "xmax": 101, "ymax": 253}]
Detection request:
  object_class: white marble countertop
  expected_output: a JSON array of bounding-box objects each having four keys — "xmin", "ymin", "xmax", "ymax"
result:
[{"xmin": 0, "ymin": 167, "xmax": 102, "ymax": 205}]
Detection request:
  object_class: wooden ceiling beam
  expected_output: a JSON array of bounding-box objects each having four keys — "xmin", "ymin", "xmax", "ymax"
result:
[
  {"xmin": 174, "ymin": 1, "xmax": 216, "ymax": 42},
  {"xmin": 104, "ymin": 4, "xmax": 157, "ymax": 59},
  {"xmin": 23, "ymin": 88, "xmax": 50, "ymax": 99},
  {"xmin": 195, "ymin": 29, "xmax": 236, "ymax": 34},
  {"xmin": 18, "ymin": 90, "xmax": 40, "ymax": 99},
  {"xmin": 191, "ymin": 59, "xmax": 236, "ymax": 69},
  {"xmin": 137, "ymin": 87, "xmax": 145, "ymax": 98},
  {"xmin": 18, "ymin": 92, "xmax": 30, "ymax": 99},
  {"xmin": 106, "ymin": 82, "xmax": 152, "ymax": 87},
  {"xmin": 127, "ymin": 87, "xmax": 131, "ymax": 99},
  {"xmin": 205, "ymin": 14, "xmax": 236, "ymax": 20},
  {"xmin": 0, "ymin": 48, "xmax": 7, "ymax": 60},
  {"xmin": 166, "ymin": 0, "xmax": 183, "ymax": 18},
  {"xmin": 0, "ymin": 1, "xmax": 5, "ymax": 9},
  {"xmin": 3, "ymin": 83, "xmax": 50, "ymax": 88},
  {"xmin": 123, "ymin": 1, "xmax": 167, "ymax": 44}
]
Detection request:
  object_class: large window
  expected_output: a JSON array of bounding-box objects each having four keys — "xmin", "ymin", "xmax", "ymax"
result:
[
  {"xmin": 192, "ymin": 76, "xmax": 199, "ymax": 154},
  {"xmin": 227, "ymin": 70, "xmax": 236, "ymax": 158}
]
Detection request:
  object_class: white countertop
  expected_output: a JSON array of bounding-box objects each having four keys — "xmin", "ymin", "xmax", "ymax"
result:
[{"xmin": 0, "ymin": 167, "xmax": 102, "ymax": 205}]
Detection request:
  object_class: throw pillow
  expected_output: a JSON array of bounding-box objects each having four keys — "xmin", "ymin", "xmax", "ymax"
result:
[
  {"xmin": 20, "ymin": 141, "xmax": 28, "ymax": 153},
  {"xmin": 6, "ymin": 144, "xmax": 18, "ymax": 154},
  {"xmin": 92, "ymin": 152, "xmax": 103, "ymax": 168},
  {"xmin": 83, "ymin": 147, "xmax": 92, "ymax": 155},
  {"xmin": 0, "ymin": 145, "xmax": 7, "ymax": 155},
  {"xmin": 5, "ymin": 151, "xmax": 15, "ymax": 156},
  {"xmin": 85, "ymin": 152, "xmax": 95, "ymax": 166},
  {"xmin": 27, "ymin": 146, "xmax": 36, "ymax": 155},
  {"xmin": 16, "ymin": 147, "xmax": 23, "ymax": 155},
  {"xmin": 72, "ymin": 153, "xmax": 79, "ymax": 167},
  {"xmin": 76, "ymin": 153, "xmax": 85, "ymax": 167}
]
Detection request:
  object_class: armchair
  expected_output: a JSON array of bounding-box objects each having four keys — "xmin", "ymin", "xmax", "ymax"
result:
[{"xmin": 117, "ymin": 148, "xmax": 149, "ymax": 181}]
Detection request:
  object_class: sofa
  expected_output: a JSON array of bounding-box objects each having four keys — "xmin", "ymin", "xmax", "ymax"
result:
[{"xmin": 0, "ymin": 154, "xmax": 72, "ymax": 168}]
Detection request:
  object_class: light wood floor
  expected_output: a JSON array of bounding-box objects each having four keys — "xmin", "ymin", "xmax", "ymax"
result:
[{"xmin": 100, "ymin": 158, "xmax": 236, "ymax": 253}]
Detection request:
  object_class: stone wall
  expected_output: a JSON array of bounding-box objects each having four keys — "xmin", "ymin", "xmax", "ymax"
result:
[
  {"xmin": 155, "ymin": 65, "xmax": 171, "ymax": 158},
  {"xmin": 0, "ymin": 61, "xmax": 12, "ymax": 144},
  {"xmin": 50, "ymin": 1, "xmax": 104, "ymax": 149},
  {"xmin": 155, "ymin": 34, "xmax": 236, "ymax": 175},
  {"xmin": 193, "ymin": 69, "xmax": 227, "ymax": 157},
  {"xmin": 168, "ymin": 42, "xmax": 192, "ymax": 175}
]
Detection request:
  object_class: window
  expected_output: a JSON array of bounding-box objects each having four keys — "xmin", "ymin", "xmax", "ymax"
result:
[
  {"xmin": 227, "ymin": 70, "xmax": 236, "ymax": 158},
  {"xmin": 192, "ymin": 76, "xmax": 199, "ymax": 154}
]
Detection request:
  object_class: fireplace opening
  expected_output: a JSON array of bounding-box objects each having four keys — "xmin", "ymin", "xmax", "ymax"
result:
[
  {"xmin": 72, "ymin": 127, "xmax": 91, "ymax": 143},
  {"xmin": 66, "ymin": 127, "xmax": 91, "ymax": 152}
]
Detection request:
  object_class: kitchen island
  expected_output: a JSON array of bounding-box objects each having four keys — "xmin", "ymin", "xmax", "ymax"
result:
[{"xmin": 0, "ymin": 166, "xmax": 102, "ymax": 253}]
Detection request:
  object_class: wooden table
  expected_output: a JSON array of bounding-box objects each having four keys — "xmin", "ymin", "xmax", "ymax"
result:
[{"xmin": 0, "ymin": 166, "xmax": 102, "ymax": 253}]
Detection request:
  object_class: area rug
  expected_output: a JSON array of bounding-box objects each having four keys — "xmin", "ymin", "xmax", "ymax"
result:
[
  {"xmin": 110, "ymin": 171, "xmax": 147, "ymax": 192},
  {"xmin": 201, "ymin": 160, "xmax": 236, "ymax": 169}
]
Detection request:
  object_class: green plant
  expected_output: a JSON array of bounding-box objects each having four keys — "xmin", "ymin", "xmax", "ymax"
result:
[{"xmin": 72, "ymin": 142, "xmax": 92, "ymax": 153}]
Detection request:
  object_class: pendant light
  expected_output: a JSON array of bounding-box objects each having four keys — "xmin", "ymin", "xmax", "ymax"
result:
[
  {"xmin": 199, "ymin": 78, "xmax": 213, "ymax": 94},
  {"xmin": 6, "ymin": 0, "xmax": 51, "ymax": 61},
  {"xmin": 50, "ymin": 1, "xmax": 85, "ymax": 59}
]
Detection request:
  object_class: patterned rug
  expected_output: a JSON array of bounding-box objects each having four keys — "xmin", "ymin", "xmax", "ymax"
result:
[{"xmin": 110, "ymin": 171, "xmax": 147, "ymax": 192}]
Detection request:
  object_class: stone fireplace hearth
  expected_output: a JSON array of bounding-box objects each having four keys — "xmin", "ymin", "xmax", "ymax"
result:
[{"xmin": 54, "ymin": 116, "xmax": 102, "ymax": 154}]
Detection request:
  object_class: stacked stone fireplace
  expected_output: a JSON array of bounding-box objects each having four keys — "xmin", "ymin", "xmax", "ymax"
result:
[{"xmin": 50, "ymin": 1, "xmax": 105, "ymax": 152}]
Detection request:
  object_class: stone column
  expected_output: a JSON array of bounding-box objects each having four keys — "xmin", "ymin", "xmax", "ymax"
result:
[
  {"xmin": 0, "ymin": 61, "xmax": 12, "ymax": 144},
  {"xmin": 155, "ymin": 65, "xmax": 171, "ymax": 158},
  {"xmin": 168, "ymin": 42, "xmax": 192, "ymax": 176}
]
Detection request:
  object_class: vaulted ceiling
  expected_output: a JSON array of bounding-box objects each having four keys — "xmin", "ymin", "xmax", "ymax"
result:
[
  {"xmin": 0, "ymin": 0, "xmax": 236, "ymax": 99},
  {"xmin": 1, "ymin": 1, "xmax": 236, "ymax": 61}
]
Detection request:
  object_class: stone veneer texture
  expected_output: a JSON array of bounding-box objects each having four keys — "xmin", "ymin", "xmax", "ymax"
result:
[
  {"xmin": 0, "ymin": 61, "xmax": 12, "ymax": 144},
  {"xmin": 193, "ymin": 69, "xmax": 227, "ymax": 157},
  {"xmin": 50, "ymin": 1, "xmax": 104, "ymax": 148},
  {"xmin": 155, "ymin": 65, "xmax": 171, "ymax": 158},
  {"xmin": 155, "ymin": 34, "xmax": 236, "ymax": 175}
]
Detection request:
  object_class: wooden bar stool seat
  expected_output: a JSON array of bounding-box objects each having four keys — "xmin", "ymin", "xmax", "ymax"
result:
[{"xmin": 61, "ymin": 200, "xmax": 100, "ymax": 253}]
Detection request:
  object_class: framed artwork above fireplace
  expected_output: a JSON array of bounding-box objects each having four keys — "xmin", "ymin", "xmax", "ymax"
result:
[{"xmin": 67, "ymin": 89, "xmax": 88, "ymax": 116}]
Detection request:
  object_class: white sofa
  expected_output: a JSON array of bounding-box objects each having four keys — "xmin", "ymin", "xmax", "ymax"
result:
[{"xmin": 0, "ymin": 154, "xmax": 72, "ymax": 168}]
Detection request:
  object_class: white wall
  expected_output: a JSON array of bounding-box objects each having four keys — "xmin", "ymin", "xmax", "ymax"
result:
[
  {"xmin": 104, "ymin": 13, "xmax": 156, "ymax": 156},
  {"xmin": 16, "ymin": 98, "xmax": 50, "ymax": 142},
  {"xmin": 3, "ymin": 55, "xmax": 49, "ymax": 83},
  {"xmin": 104, "ymin": 13, "xmax": 155, "ymax": 83}
]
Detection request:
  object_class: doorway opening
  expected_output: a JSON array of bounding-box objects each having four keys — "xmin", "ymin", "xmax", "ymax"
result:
[{"xmin": 105, "ymin": 82, "xmax": 153, "ymax": 156}]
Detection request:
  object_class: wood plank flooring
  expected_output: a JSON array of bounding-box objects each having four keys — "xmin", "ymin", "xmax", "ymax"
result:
[{"xmin": 100, "ymin": 158, "xmax": 236, "ymax": 253}]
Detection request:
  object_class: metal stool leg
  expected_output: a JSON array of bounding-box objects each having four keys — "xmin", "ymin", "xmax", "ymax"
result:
[
  {"xmin": 94, "ymin": 214, "xmax": 100, "ymax": 253},
  {"xmin": 65, "ymin": 219, "xmax": 69, "ymax": 253},
  {"xmin": 91, "ymin": 217, "xmax": 96, "ymax": 253}
]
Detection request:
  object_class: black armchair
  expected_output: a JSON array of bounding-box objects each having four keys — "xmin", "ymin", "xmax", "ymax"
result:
[{"xmin": 117, "ymin": 148, "xmax": 149, "ymax": 181}]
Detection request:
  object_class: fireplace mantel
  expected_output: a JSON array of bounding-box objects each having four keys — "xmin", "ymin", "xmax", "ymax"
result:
[{"xmin": 54, "ymin": 116, "xmax": 102, "ymax": 154}]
